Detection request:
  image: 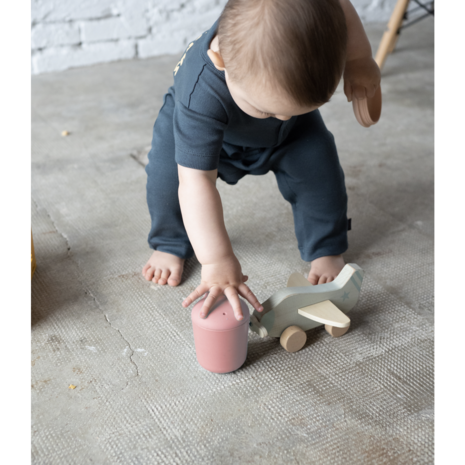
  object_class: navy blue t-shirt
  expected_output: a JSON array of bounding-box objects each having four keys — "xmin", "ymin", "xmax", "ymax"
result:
[{"xmin": 167, "ymin": 19, "xmax": 299, "ymax": 171}]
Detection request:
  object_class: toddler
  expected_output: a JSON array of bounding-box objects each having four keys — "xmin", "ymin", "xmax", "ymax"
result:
[{"xmin": 142, "ymin": 0, "xmax": 380, "ymax": 320}]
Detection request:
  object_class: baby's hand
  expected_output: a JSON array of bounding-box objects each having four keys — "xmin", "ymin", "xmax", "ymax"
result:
[
  {"xmin": 181, "ymin": 254, "xmax": 263, "ymax": 321},
  {"xmin": 343, "ymin": 56, "xmax": 381, "ymax": 102}
]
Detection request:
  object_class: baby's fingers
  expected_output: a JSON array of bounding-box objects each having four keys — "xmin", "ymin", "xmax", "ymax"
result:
[
  {"xmin": 352, "ymin": 84, "xmax": 367, "ymax": 100},
  {"xmin": 344, "ymin": 80, "xmax": 353, "ymax": 102},
  {"xmin": 224, "ymin": 287, "xmax": 244, "ymax": 321},
  {"xmin": 182, "ymin": 285, "xmax": 208, "ymax": 308},
  {"xmin": 238, "ymin": 283, "xmax": 264, "ymax": 313},
  {"xmin": 199, "ymin": 288, "xmax": 222, "ymax": 318},
  {"xmin": 366, "ymin": 82, "xmax": 379, "ymax": 99}
]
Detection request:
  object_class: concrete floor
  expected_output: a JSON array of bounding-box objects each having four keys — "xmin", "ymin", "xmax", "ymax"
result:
[{"xmin": 32, "ymin": 19, "xmax": 434, "ymax": 464}]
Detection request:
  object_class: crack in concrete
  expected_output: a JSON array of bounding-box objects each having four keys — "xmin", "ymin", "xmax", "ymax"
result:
[
  {"xmin": 129, "ymin": 145, "xmax": 150, "ymax": 168},
  {"xmin": 32, "ymin": 197, "xmax": 72, "ymax": 257},
  {"xmin": 32, "ymin": 197, "xmax": 141, "ymax": 389},
  {"xmin": 130, "ymin": 153, "xmax": 146, "ymax": 167},
  {"xmin": 102, "ymin": 312, "xmax": 141, "ymax": 391},
  {"xmin": 84, "ymin": 285, "xmax": 142, "ymax": 389}
]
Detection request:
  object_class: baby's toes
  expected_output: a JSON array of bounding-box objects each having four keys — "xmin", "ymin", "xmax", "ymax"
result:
[
  {"xmin": 307, "ymin": 273, "xmax": 319, "ymax": 286},
  {"xmin": 167, "ymin": 266, "xmax": 183, "ymax": 287},
  {"xmin": 158, "ymin": 269, "xmax": 170, "ymax": 285},
  {"xmin": 318, "ymin": 275, "xmax": 329, "ymax": 285},
  {"xmin": 152, "ymin": 268, "xmax": 162, "ymax": 284},
  {"xmin": 144, "ymin": 265, "xmax": 155, "ymax": 281}
]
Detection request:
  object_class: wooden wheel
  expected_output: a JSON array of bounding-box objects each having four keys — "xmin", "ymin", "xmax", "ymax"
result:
[
  {"xmin": 280, "ymin": 326, "xmax": 307, "ymax": 353},
  {"xmin": 325, "ymin": 323, "xmax": 350, "ymax": 338}
]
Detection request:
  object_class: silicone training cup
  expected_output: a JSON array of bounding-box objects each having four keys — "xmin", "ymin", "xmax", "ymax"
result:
[
  {"xmin": 352, "ymin": 85, "xmax": 382, "ymax": 128},
  {"xmin": 191, "ymin": 294, "xmax": 250, "ymax": 374}
]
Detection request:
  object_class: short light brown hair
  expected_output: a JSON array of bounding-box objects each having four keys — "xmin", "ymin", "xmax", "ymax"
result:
[{"xmin": 217, "ymin": 0, "xmax": 347, "ymax": 107}]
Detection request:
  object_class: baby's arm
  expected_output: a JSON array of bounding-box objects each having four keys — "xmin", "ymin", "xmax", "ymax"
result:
[
  {"xmin": 339, "ymin": 0, "xmax": 381, "ymax": 101},
  {"xmin": 178, "ymin": 165, "xmax": 263, "ymax": 319}
]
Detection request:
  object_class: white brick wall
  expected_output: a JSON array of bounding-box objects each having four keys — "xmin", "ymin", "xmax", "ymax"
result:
[{"xmin": 31, "ymin": 0, "xmax": 398, "ymax": 74}]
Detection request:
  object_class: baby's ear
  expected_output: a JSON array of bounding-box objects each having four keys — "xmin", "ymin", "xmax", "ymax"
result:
[{"xmin": 207, "ymin": 49, "xmax": 226, "ymax": 71}]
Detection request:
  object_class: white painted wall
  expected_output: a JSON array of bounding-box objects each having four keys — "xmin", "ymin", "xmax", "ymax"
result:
[{"xmin": 31, "ymin": 0, "xmax": 397, "ymax": 74}]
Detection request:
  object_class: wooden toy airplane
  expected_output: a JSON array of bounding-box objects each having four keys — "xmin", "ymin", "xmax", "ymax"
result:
[{"xmin": 249, "ymin": 264, "xmax": 364, "ymax": 352}]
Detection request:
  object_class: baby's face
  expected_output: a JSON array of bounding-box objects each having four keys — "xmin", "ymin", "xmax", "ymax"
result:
[{"xmin": 225, "ymin": 71, "xmax": 320, "ymax": 121}]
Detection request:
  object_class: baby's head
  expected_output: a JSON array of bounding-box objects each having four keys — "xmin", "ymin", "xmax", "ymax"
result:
[{"xmin": 208, "ymin": 0, "xmax": 347, "ymax": 120}]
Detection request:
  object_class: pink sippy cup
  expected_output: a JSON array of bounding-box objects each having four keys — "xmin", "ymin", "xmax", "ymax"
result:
[{"xmin": 191, "ymin": 293, "xmax": 250, "ymax": 373}]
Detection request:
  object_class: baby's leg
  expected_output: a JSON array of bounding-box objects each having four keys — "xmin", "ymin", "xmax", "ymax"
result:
[
  {"xmin": 143, "ymin": 93, "xmax": 194, "ymax": 286},
  {"xmin": 271, "ymin": 110, "xmax": 349, "ymax": 284}
]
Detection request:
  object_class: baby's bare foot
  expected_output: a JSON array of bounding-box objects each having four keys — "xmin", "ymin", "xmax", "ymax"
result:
[
  {"xmin": 142, "ymin": 250, "xmax": 185, "ymax": 286},
  {"xmin": 308, "ymin": 255, "xmax": 345, "ymax": 285}
]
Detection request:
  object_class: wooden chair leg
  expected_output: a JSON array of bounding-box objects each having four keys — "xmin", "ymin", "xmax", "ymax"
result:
[
  {"xmin": 375, "ymin": 0, "xmax": 410, "ymax": 70},
  {"xmin": 388, "ymin": 34, "xmax": 400, "ymax": 54}
]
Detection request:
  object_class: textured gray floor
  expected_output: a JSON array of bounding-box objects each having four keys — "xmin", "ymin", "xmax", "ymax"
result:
[{"xmin": 32, "ymin": 19, "xmax": 434, "ymax": 464}]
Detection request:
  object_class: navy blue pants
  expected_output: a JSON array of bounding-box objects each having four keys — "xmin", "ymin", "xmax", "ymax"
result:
[{"xmin": 146, "ymin": 96, "xmax": 348, "ymax": 262}]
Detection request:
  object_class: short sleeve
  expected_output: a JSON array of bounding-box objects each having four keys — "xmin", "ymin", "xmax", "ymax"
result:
[{"xmin": 173, "ymin": 101, "xmax": 227, "ymax": 171}]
